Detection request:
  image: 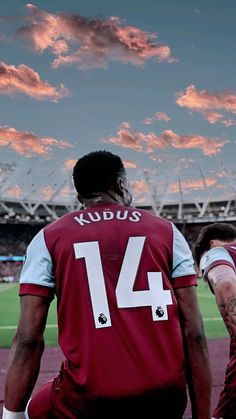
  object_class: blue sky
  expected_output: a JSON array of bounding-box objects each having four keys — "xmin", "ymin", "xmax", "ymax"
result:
[{"xmin": 0, "ymin": 1, "xmax": 236, "ymax": 205}]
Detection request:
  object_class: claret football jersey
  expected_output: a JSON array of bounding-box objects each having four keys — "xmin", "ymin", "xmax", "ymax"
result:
[
  {"xmin": 19, "ymin": 203, "xmax": 197, "ymax": 403},
  {"xmin": 201, "ymin": 243, "xmax": 236, "ymax": 397}
]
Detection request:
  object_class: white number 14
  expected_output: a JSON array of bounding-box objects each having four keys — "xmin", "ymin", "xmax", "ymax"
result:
[{"xmin": 74, "ymin": 236, "xmax": 173, "ymax": 329}]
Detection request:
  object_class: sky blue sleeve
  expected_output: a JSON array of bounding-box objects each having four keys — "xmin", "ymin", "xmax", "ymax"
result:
[
  {"xmin": 171, "ymin": 223, "xmax": 196, "ymax": 278},
  {"xmin": 201, "ymin": 247, "xmax": 235, "ymax": 274},
  {"xmin": 20, "ymin": 228, "xmax": 55, "ymax": 288}
]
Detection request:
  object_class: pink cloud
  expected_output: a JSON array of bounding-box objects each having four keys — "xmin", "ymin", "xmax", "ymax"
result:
[
  {"xmin": 149, "ymin": 154, "xmax": 195, "ymax": 171},
  {"xmin": 108, "ymin": 127, "xmax": 147, "ymax": 152},
  {"xmin": 143, "ymin": 117, "xmax": 154, "ymax": 126},
  {"xmin": 0, "ymin": 126, "xmax": 71, "ymax": 156},
  {"xmin": 176, "ymin": 85, "xmax": 236, "ymax": 125},
  {"xmin": 15, "ymin": 4, "xmax": 174, "ymax": 69},
  {"xmin": 217, "ymin": 170, "xmax": 227, "ymax": 178},
  {"xmin": 106, "ymin": 125, "xmax": 228, "ymax": 156},
  {"xmin": 39, "ymin": 185, "xmax": 73, "ymax": 201},
  {"xmin": 0, "ymin": 61, "xmax": 69, "ymax": 101},
  {"xmin": 134, "ymin": 195, "xmax": 148, "ymax": 204},
  {"xmin": 204, "ymin": 111, "xmax": 223, "ymax": 124},
  {"xmin": 63, "ymin": 159, "xmax": 77, "ymax": 171},
  {"xmin": 121, "ymin": 121, "xmax": 132, "ymax": 129},
  {"xmin": 168, "ymin": 177, "xmax": 217, "ymax": 193},
  {"xmin": 124, "ymin": 160, "xmax": 137, "ymax": 169},
  {"xmin": 131, "ymin": 180, "xmax": 149, "ymax": 204},
  {"xmin": 155, "ymin": 112, "xmax": 171, "ymax": 122},
  {"xmin": 132, "ymin": 180, "xmax": 148, "ymax": 194},
  {"xmin": 7, "ymin": 184, "xmax": 23, "ymax": 199},
  {"xmin": 144, "ymin": 112, "xmax": 171, "ymax": 125},
  {"xmin": 222, "ymin": 119, "xmax": 236, "ymax": 127}
]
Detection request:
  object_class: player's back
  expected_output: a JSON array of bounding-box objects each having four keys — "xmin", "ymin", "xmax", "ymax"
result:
[{"xmin": 43, "ymin": 202, "xmax": 192, "ymax": 416}]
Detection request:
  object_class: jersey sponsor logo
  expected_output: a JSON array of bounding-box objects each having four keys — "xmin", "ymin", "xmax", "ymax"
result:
[{"xmin": 74, "ymin": 210, "xmax": 142, "ymax": 226}]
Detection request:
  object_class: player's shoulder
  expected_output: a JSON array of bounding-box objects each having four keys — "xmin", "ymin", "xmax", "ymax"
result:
[
  {"xmin": 223, "ymin": 243, "xmax": 236, "ymax": 262},
  {"xmin": 44, "ymin": 210, "xmax": 81, "ymax": 232},
  {"xmin": 44, "ymin": 206, "xmax": 173, "ymax": 233},
  {"xmin": 136, "ymin": 207, "xmax": 171, "ymax": 225},
  {"xmin": 201, "ymin": 246, "xmax": 236, "ymax": 272},
  {"xmin": 204, "ymin": 246, "xmax": 230, "ymax": 260}
]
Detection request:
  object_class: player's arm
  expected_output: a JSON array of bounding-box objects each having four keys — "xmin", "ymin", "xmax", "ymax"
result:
[
  {"xmin": 4, "ymin": 294, "xmax": 50, "ymax": 414},
  {"xmin": 175, "ymin": 286, "xmax": 212, "ymax": 419},
  {"xmin": 208, "ymin": 264, "xmax": 236, "ymax": 342},
  {"xmin": 4, "ymin": 228, "xmax": 55, "ymax": 417},
  {"xmin": 171, "ymin": 223, "xmax": 211, "ymax": 419}
]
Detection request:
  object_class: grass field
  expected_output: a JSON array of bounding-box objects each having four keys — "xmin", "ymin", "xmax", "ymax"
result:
[{"xmin": 0, "ymin": 281, "xmax": 228, "ymax": 348}]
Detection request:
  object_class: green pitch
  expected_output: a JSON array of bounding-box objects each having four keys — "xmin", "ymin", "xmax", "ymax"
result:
[
  {"xmin": 0, "ymin": 283, "xmax": 58, "ymax": 348},
  {"xmin": 0, "ymin": 280, "xmax": 228, "ymax": 348}
]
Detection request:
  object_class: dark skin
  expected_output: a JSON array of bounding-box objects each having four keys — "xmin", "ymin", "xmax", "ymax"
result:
[
  {"xmin": 4, "ymin": 174, "xmax": 132, "ymax": 412},
  {"xmin": 4, "ymin": 174, "xmax": 211, "ymax": 417},
  {"xmin": 175, "ymin": 286, "xmax": 212, "ymax": 419},
  {"xmin": 4, "ymin": 295, "xmax": 50, "ymax": 411}
]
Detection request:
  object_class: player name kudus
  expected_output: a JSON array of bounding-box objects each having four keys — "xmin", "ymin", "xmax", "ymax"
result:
[{"xmin": 74, "ymin": 210, "xmax": 142, "ymax": 226}]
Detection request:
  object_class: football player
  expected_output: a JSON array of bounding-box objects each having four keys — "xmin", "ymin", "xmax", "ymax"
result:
[
  {"xmin": 195, "ymin": 222, "xmax": 236, "ymax": 419},
  {"xmin": 4, "ymin": 151, "xmax": 211, "ymax": 419}
]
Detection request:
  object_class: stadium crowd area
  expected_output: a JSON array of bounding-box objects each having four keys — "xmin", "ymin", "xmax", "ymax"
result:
[
  {"xmin": 0, "ymin": 224, "xmax": 41, "ymax": 282},
  {"xmin": 0, "ymin": 224, "xmax": 40, "ymax": 256},
  {"xmin": 0, "ymin": 221, "xmax": 235, "ymax": 282}
]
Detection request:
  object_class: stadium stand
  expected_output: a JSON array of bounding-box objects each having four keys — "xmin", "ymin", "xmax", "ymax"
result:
[
  {"xmin": 0, "ymin": 224, "xmax": 41, "ymax": 282},
  {"xmin": 1, "ymin": 197, "xmax": 236, "ymax": 282}
]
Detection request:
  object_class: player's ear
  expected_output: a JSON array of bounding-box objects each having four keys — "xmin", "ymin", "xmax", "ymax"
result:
[
  {"xmin": 210, "ymin": 239, "xmax": 220, "ymax": 248},
  {"xmin": 115, "ymin": 177, "xmax": 124, "ymax": 197}
]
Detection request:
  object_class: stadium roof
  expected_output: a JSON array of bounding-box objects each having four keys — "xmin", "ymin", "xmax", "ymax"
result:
[{"xmin": 1, "ymin": 158, "xmax": 236, "ymax": 208}]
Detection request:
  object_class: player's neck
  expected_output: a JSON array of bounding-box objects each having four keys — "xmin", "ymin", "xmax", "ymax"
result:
[{"xmin": 82, "ymin": 192, "xmax": 122, "ymax": 209}]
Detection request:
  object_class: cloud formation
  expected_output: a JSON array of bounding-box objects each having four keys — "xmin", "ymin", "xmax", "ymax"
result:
[
  {"xmin": 168, "ymin": 177, "xmax": 216, "ymax": 193},
  {"xmin": 7, "ymin": 184, "xmax": 23, "ymax": 199},
  {"xmin": 63, "ymin": 159, "xmax": 77, "ymax": 171},
  {"xmin": 124, "ymin": 160, "xmax": 137, "ymax": 169},
  {"xmin": 0, "ymin": 126, "xmax": 71, "ymax": 156},
  {"xmin": 176, "ymin": 85, "xmax": 236, "ymax": 126},
  {"xmin": 131, "ymin": 180, "xmax": 149, "ymax": 204},
  {"xmin": 156, "ymin": 112, "xmax": 171, "ymax": 122},
  {"xmin": 222, "ymin": 119, "xmax": 236, "ymax": 127},
  {"xmin": 14, "ymin": 3, "xmax": 174, "ymax": 69},
  {"xmin": 107, "ymin": 125, "xmax": 228, "ymax": 156},
  {"xmin": 132, "ymin": 179, "xmax": 148, "ymax": 193},
  {"xmin": 144, "ymin": 111, "xmax": 171, "ymax": 125},
  {"xmin": 0, "ymin": 61, "xmax": 69, "ymax": 101}
]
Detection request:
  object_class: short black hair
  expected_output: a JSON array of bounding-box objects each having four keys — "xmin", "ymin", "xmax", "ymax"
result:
[
  {"xmin": 73, "ymin": 150, "xmax": 125, "ymax": 199},
  {"xmin": 194, "ymin": 222, "xmax": 236, "ymax": 267}
]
